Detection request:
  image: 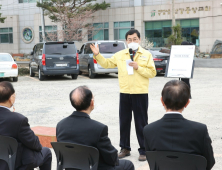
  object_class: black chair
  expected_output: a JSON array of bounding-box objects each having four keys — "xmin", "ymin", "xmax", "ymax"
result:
[
  {"xmin": 0, "ymin": 135, "xmax": 18, "ymax": 170},
  {"xmin": 51, "ymin": 142, "xmax": 99, "ymax": 170},
  {"xmin": 146, "ymin": 151, "xmax": 207, "ymax": 170}
]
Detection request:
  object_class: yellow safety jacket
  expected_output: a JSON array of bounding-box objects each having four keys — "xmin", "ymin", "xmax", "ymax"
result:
[{"xmin": 94, "ymin": 46, "xmax": 156, "ymax": 94}]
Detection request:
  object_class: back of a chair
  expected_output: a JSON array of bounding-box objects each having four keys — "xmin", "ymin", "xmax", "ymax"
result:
[
  {"xmin": 146, "ymin": 151, "xmax": 207, "ymax": 170},
  {"xmin": 0, "ymin": 135, "xmax": 18, "ymax": 170},
  {"xmin": 51, "ymin": 142, "xmax": 99, "ymax": 170}
]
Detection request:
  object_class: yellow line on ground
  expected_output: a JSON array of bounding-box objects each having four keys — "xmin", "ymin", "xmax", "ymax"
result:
[{"xmin": 25, "ymin": 76, "xmax": 39, "ymax": 81}]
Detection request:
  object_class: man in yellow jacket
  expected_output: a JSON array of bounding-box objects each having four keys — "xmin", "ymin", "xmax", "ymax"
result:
[{"xmin": 90, "ymin": 29, "xmax": 156, "ymax": 161}]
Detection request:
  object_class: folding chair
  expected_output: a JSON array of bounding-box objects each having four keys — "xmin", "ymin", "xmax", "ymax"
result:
[
  {"xmin": 0, "ymin": 135, "xmax": 18, "ymax": 170},
  {"xmin": 51, "ymin": 142, "xmax": 99, "ymax": 170},
  {"xmin": 146, "ymin": 151, "xmax": 207, "ymax": 170}
]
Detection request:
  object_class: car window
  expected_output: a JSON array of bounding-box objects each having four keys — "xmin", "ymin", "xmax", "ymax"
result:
[
  {"xmin": 33, "ymin": 45, "xmax": 37, "ymax": 55},
  {"xmin": 45, "ymin": 43, "xmax": 76, "ymax": 55},
  {"xmin": 79, "ymin": 45, "xmax": 85, "ymax": 54},
  {"xmin": 99, "ymin": 42, "xmax": 125, "ymax": 53},
  {"xmin": 0, "ymin": 54, "xmax": 13, "ymax": 62},
  {"xmin": 84, "ymin": 43, "xmax": 93, "ymax": 54},
  {"xmin": 37, "ymin": 44, "xmax": 43, "ymax": 55}
]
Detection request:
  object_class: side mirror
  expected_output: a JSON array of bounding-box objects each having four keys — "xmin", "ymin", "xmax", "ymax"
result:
[
  {"xmin": 30, "ymin": 51, "xmax": 34, "ymax": 55},
  {"xmin": 14, "ymin": 59, "xmax": 16, "ymax": 61},
  {"xmin": 77, "ymin": 50, "xmax": 80, "ymax": 54}
]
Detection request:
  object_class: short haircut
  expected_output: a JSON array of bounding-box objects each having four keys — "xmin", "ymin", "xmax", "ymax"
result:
[
  {"xmin": 69, "ymin": 86, "xmax": 92, "ymax": 111},
  {"xmin": 162, "ymin": 80, "xmax": 190, "ymax": 110},
  {"xmin": 0, "ymin": 81, "xmax": 15, "ymax": 103},
  {"xmin": 125, "ymin": 29, "xmax": 140, "ymax": 40}
]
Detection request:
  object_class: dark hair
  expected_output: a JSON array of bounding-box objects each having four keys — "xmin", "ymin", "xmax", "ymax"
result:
[
  {"xmin": 125, "ymin": 29, "xmax": 140, "ymax": 40},
  {"xmin": 181, "ymin": 41, "xmax": 194, "ymax": 45},
  {"xmin": 0, "ymin": 81, "xmax": 15, "ymax": 103},
  {"xmin": 69, "ymin": 86, "xmax": 92, "ymax": 111},
  {"xmin": 162, "ymin": 80, "xmax": 190, "ymax": 110}
]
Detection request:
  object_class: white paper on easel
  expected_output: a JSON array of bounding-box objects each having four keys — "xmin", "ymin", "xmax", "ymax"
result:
[{"xmin": 126, "ymin": 59, "xmax": 134, "ymax": 75}]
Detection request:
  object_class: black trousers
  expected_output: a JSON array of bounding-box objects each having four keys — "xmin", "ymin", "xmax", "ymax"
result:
[
  {"xmin": 119, "ymin": 93, "xmax": 148, "ymax": 155},
  {"xmin": 179, "ymin": 78, "xmax": 191, "ymax": 98},
  {"xmin": 18, "ymin": 147, "xmax": 52, "ymax": 170}
]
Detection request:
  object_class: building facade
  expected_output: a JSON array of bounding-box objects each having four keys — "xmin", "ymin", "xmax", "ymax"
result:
[{"xmin": 0, "ymin": 0, "xmax": 222, "ymax": 54}]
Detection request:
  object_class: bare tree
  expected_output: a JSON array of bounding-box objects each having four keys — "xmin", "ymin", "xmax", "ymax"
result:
[{"xmin": 37, "ymin": 0, "xmax": 110, "ymax": 42}]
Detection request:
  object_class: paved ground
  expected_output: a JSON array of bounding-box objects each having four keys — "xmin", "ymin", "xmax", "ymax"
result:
[
  {"xmin": 194, "ymin": 58, "xmax": 222, "ymax": 68},
  {"xmin": 1, "ymin": 68, "xmax": 222, "ymax": 170}
]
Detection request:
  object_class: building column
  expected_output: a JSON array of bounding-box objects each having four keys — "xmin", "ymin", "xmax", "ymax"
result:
[
  {"xmin": 134, "ymin": 6, "xmax": 144, "ymax": 40},
  {"xmin": 134, "ymin": 0, "xmax": 143, "ymax": 7}
]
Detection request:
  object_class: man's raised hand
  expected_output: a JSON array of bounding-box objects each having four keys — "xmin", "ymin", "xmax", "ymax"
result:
[{"xmin": 90, "ymin": 44, "xmax": 99, "ymax": 56}]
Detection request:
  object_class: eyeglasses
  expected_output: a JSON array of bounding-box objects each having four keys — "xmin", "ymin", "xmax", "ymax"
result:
[{"xmin": 127, "ymin": 38, "xmax": 139, "ymax": 43}]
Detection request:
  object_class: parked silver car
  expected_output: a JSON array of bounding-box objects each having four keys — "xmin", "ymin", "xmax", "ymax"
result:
[{"xmin": 78, "ymin": 41, "xmax": 127, "ymax": 78}]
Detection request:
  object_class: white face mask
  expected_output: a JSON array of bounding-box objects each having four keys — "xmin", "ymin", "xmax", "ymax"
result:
[{"xmin": 128, "ymin": 42, "xmax": 139, "ymax": 51}]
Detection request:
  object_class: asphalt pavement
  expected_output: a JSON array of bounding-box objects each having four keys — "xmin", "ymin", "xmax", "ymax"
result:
[{"xmin": 194, "ymin": 58, "xmax": 222, "ymax": 68}]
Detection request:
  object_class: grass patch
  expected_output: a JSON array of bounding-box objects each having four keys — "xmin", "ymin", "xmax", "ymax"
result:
[{"xmin": 18, "ymin": 68, "xmax": 29, "ymax": 76}]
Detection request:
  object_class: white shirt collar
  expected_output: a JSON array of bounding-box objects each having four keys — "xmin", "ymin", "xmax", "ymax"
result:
[
  {"xmin": 165, "ymin": 111, "xmax": 181, "ymax": 114},
  {"xmin": 0, "ymin": 105, "xmax": 11, "ymax": 111}
]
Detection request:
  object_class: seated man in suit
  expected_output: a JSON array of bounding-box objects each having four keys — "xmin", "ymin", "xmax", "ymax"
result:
[
  {"xmin": 143, "ymin": 80, "xmax": 215, "ymax": 170},
  {"xmin": 56, "ymin": 86, "xmax": 134, "ymax": 170},
  {"xmin": 0, "ymin": 81, "xmax": 52, "ymax": 170}
]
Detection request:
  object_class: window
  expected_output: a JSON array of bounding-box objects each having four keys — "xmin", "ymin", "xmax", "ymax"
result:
[
  {"xmin": 19, "ymin": 0, "xmax": 37, "ymax": 3},
  {"xmin": 39, "ymin": 26, "xmax": 57, "ymax": 42},
  {"xmin": 145, "ymin": 21, "xmax": 171, "ymax": 47},
  {"xmin": 88, "ymin": 23, "xmax": 109, "ymax": 41},
  {"xmin": 19, "ymin": 0, "xmax": 49, "ymax": 3},
  {"xmin": 84, "ymin": 43, "xmax": 93, "ymax": 54},
  {"xmin": 98, "ymin": 42, "xmax": 126, "ymax": 53},
  {"xmin": 114, "ymin": 21, "xmax": 134, "ymax": 40},
  {"xmin": 145, "ymin": 19, "xmax": 199, "ymax": 47},
  {"xmin": 178, "ymin": 19, "xmax": 199, "ymax": 46},
  {"xmin": 0, "ymin": 27, "xmax": 13, "ymax": 43}
]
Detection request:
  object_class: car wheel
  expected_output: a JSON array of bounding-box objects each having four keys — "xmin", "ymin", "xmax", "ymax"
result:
[
  {"xmin": 12, "ymin": 77, "xmax": 18, "ymax": 82},
  {"xmin": 29, "ymin": 66, "xmax": 35, "ymax": 77},
  {"xmin": 88, "ymin": 66, "xmax": 96, "ymax": 79},
  {"xmin": 79, "ymin": 71, "xmax": 82, "ymax": 75},
  {"xmin": 71, "ymin": 74, "xmax": 78, "ymax": 79},
  {"xmin": 38, "ymin": 68, "xmax": 45, "ymax": 81}
]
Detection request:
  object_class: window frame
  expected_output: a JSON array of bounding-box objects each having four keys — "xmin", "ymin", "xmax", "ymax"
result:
[
  {"xmin": 0, "ymin": 27, "xmax": 13, "ymax": 44},
  {"xmin": 39, "ymin": 25, "xmax": 58, "ymax": 42},
  {"xmin": 114, "ymin": 21, "xmax": 134, "ymax": 40},
  {"xmin": 88, "ymin": 22, "xmax": 109, "ymax": 41}
]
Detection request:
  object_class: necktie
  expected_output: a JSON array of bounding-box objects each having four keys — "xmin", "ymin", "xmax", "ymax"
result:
[{"xmin": 132, "ymin": 51, "xmax": 135, "ymax": 57}]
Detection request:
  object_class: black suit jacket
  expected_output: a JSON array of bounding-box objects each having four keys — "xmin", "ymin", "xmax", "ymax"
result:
[
  {"xmin": 56, "ymin": 111, "xmax": 118, "ymax": 169},
  {"xmin": 0, "ymin": 107, "xmax": 42, "ymax": 169},
  {"xmin": 143, "ymin": 114, "xmax": 215, "ymax": 170}
]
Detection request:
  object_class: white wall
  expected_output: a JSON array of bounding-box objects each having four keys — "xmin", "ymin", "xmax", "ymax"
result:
[
  {"xmin": 96, "ymin": 0, "xmax": 134, "ymax": 8},
  {"xmin": 144, "ymin": 0, "xmax": 211, "ymax": 6}
]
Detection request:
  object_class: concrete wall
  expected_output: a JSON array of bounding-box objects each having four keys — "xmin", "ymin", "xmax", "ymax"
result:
[
  {"xmin": 96, "ymin": 0, "xmax": 134, "ymax": 8},
  {"xmin": 0, "ymin": 15, "xmax": 19, "ymax": 53},
  {"xmin": 143, "ymin": 0, "xmax": 222, "ymax": 52},
  {"xmin": 144, "ymin": 0, "xmax": 210, "ymax": 6},
  {"xmin": 1, "ymin": 0, "xmax": 222, "ymax": 53}
]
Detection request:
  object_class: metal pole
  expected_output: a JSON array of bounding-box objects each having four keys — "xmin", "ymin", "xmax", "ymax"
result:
[
  {"xmin": 40, "ymin": 0, "xmax": 46, "ymax": 42},
  {"xmin": 172, "ymin": 0, "xmax": 175, "ymax": 34}
]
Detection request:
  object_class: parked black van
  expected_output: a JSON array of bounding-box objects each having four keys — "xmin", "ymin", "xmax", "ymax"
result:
[{"xmin": 29, "ymin": 42, "xmax": 79, "ymax": 81}]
